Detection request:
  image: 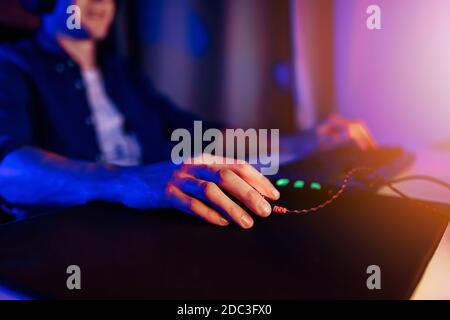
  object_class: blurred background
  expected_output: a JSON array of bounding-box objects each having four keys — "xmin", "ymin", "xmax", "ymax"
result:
[{"xmin": 0, "ymin": 0, "xmax": 449, "ymax": 149}]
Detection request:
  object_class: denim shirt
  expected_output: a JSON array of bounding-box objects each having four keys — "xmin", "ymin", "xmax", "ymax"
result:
[{"xmin": 0, "ymin": 30, "xmax": 213, "ymax": 165}]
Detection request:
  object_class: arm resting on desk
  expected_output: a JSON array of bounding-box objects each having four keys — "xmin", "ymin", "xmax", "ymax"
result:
[
  {"xmin": 0, "ymin": 148, "xmax": 280, "ymax": 229},
  {"xmin": 0, "ymin": 147, "xmax": 122, "ymax": 208}
]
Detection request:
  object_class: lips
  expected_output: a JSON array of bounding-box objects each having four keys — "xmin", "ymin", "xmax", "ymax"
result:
[{"xmin": 86, "ymin": 11, "xmax": 108, "ymax": 20}]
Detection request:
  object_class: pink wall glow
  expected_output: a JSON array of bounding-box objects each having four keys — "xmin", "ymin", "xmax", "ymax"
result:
[{"xmin": 334, "ymin": 0, "xmax": 450, "ymax": 148}]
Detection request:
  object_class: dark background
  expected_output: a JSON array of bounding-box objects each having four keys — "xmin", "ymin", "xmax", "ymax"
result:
[{"xmin": 0, "ymin": 0, "xmax": 300, "ymax": 133}]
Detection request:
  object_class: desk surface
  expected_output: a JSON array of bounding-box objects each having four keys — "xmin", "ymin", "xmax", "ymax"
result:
[
  {"xmin": 0, "ymin": 192, "xmax": 448, "ymax": 299},
  {"xmin": 282, "ymin": 146, "xmax": 450, "ymax": 299},
  {"xmin": 0, "ymin": 147, "xmax": 449, "ymax": 300},
  {"xmin": 378, "ymin": 147, "xmax": 450, "ymax": 300}
]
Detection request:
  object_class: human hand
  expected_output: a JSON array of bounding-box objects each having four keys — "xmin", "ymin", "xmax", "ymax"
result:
[
  {"xmin": 118, "ymin": 155, "xmax": 280, "ymax": 229},
  {"xmin": 316, "ymin": 113, "xmax": 378, "ymax": 151}
]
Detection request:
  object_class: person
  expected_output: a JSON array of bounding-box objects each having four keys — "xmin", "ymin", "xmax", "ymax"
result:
[{"xmin": 0, "ymin": 0, "xmax": 377, "ymax": 229}]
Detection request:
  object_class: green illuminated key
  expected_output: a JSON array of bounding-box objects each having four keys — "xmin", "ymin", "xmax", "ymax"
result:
[
  {"xmin": 276, "ymin": 178, "xmax": 290, "ymax": 187},
  {"xmin": 293, "ymin": 180, "xmax": 305, "ymax": 189},
  {"xmin": 310, "ymin": 182, "xmax": 322, "ymax": 190}
]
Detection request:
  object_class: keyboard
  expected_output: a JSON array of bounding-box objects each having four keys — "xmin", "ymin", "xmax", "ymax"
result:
[{"xmin": 276, "ymin": 147, "xmax": 416, "ymax": 190}]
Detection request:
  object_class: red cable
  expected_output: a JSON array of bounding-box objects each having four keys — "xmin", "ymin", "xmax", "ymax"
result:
[
  {"xmin": 271, "ymin": 168, "xmax": 450, "ymax": 218},
  {"xmin": 272, "ymin": 167, "xmax": 372, "ymax": 215}
]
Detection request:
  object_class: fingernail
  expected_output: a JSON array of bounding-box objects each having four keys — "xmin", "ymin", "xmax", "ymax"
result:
[
  {"xmin": 241, "ymin": 215, "xmax": 254, "ymax": 228},
  {"xmin": 272, "ymin": 189, "xmax": 280, "ymax": 199},
  {"xmin": 261, "ymin": 201, "xmax": 272, "ymax": 217},
  {"xmin": 220, "ymin": 218, "xmax": 230, "ymax": 226}
]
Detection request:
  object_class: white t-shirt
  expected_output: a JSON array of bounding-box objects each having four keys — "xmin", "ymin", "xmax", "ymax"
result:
[{"xmin": 81, "ymin": 69, "xmax": 142, "ymax": 166}]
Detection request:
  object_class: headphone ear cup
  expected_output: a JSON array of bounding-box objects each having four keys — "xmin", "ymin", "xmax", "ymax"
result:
[{"xmin": 20, "ymin": 0, "xmax": 56, "ymax": 16}]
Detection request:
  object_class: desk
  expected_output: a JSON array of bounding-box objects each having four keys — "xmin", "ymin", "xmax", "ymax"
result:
[
  {"xmin": 378, "ymin": 148, "xmax": 450, "ymax": 300},
  {"xmin": 282, "ymin": 146, "xmax": 450, "ymax": 299},
  {"xmin": 1, "ymin": 195, "xmax": 447, "ymax": 300},
  {"xmin": 0, "ymin": 148, "xmax": 449, "ymax": 300}
]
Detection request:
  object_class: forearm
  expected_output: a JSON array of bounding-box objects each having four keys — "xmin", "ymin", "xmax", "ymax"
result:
[{"xmin": 0, "ymin": 147, "xmax": 123, "ymax": 208}]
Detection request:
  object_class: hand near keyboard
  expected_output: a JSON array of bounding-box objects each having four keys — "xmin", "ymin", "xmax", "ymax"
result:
[{"xmin": 316, "ymin": 113, "xmax": 379, "ymax": 152}]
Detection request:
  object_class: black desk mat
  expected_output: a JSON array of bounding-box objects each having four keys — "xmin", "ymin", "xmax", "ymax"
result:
[{"xmin": 0, "ymin": 192, "xmax": 448, "ymax": 300}]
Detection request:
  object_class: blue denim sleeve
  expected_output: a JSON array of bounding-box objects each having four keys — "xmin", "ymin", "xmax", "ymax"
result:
[{"xmin": 0, "ymin": 52, "xmax": 34, "ymax": 163}]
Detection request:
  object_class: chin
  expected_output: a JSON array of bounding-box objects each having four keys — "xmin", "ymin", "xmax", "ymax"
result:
[
  {"xmin": 93, "ymin": 33, "xmax": 109, "ymax": 41},
  {"xmin": 85, "ymin": 23, "xmax": 112, "ymax": 40},
  {"xmin": 88, "ymin": 29, "xmax": 110, "ymax": 41}
]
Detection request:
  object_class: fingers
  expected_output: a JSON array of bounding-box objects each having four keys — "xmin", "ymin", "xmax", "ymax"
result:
[
  {"xmin": 230, "ymin": 163, "xmax": 280, "ymax": 200},
  {"xmin": 168, "ymin": 158, "xmax": 279, "ymax": 229},
  {"xmin": 184, "ymin": 162, "xmax": 280, "ymax": 201},
  {"xmin": 215, "ymin": 168, "xmax": 272, "ymax": 218},
  {"xmin": 348, "ymin": 122, "xmax": 378, "ymax": 151},
  {"xmin": 355, "ymin": 122, "xmax": 378, "ymax": 149},
  {"xmin": 320, "ymin": 115, "xmax": 378, "ymax": 151},
  {"xmin": 176, "ymin": 177, "xmax": 255, "ymax": 229},
  {"xmin": 347, "ymin": 123, "xmax": 369, "ymax": 151},
  {"xmin": 166, "ymin": 185, "xmax": 230, "ymax": 227}
]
